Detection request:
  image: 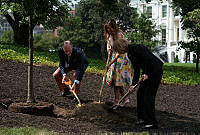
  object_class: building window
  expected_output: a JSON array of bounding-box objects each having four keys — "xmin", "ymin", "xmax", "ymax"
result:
[
  {"xmin": 162, "ymin": 28, "xmax": 166, "ymax": 45},
  {"xmin": 75, "ymin": 4, "xmax": 78, "ymax": 9},
  {"xmin": 177, "ymin": 27, "xmax": 179, "ymax": 41},
  {"xmin": 162, "ymin": 5, "xmax": 167, "ymax": 17},
  {"xmin": 133, "ymin": 8, "xmax": 137, "ymax": 12},
  {"xmin": 147, "ymin": 6, "xmax": 152, "ymax": 18},
  {"xmin": 3, "ymin": 23, "xmax": 12, "ymax": 31}
]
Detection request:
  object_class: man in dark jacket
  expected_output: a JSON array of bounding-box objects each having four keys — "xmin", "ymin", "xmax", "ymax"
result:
[
  {"xmin": 113, "ymin": 38, "xmax": 163, "ymax": 129},
  {"xmin": 53, "ymin": 40, "xmax": 88, "ymax": 100}
]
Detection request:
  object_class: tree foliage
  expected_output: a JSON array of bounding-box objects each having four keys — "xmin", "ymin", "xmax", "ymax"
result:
[
  {"xmin": 117, "ymin": 0, "xmax": 138, "ymax": 31},
  {"xmin": 73, "ymin": 0, "xmax": 138, "ymax": 59},
  {"xmin": 34, "ymin": 33, "xmax": 59, "ymax": 51},
  {"xmin": 172, "ymin": 0, "xmax": 200, "ymax": 72},
  {"xmin": 0, "ymin": 0, "xmax": 69, "ymax": 45},
  {"xmin": 126, "ymin": 14, "xmax": 160, "ymax": 50},
  {"xmin": 0, "ymin": 30, "xmax": 14, "ymax": 43},
  {"xmin": 58, "ymin": 16, "xmax": 92, "ymax": 52},
  {"xmin": 172, "ymin": 0, "xmax": 200, "ymax": 16}
]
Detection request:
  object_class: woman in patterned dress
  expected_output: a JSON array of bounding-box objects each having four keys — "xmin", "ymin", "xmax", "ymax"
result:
[{"xmin": 104, "ymin": 19, "xmax": 133, "ymax": 107}]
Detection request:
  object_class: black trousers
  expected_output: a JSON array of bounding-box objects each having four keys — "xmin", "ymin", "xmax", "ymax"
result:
[{"xmin": 137, "ymin": 73, "xmax": 163, "ymax": 125}]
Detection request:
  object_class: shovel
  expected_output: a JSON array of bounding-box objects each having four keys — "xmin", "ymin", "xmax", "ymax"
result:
[
  {"xmin": 110, "ymin": 79, "xmax": 143, "ymax": 110},
  {"xmin": 65, "ymin": 79, "xmax": 82, "ymax": 107},
  {"xmin": 98, "ymin": 52, "xmax": 111, "ymax": 103}
]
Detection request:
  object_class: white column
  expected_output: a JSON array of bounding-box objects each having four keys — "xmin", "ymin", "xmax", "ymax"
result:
[
  {"xmin": 179, "ymin": 18, "xmax": 184, "ymax": 41},
  {"xmin": 190, "ymin": 52, "xmax": 193, "ymax": 63},
  {"xmin": 168, "ymin": 5, "xmax": 174, "ymax": 45}
]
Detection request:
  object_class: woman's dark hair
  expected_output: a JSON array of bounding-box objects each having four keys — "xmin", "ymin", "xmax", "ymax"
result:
[{"xmin": 104, "ymin": 19, "xmax": 120, "ymax": 40}]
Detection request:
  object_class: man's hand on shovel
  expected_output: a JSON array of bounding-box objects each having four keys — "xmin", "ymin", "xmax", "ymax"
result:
[{"xmin": 62, "ymin": 75, "xmax": 70, "ymax": 84}]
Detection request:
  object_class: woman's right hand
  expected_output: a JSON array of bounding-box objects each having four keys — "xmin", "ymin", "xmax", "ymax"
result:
[
  {"xmin": 105, "ymin": 63, "xmax": 111, "ymax": 71},
  {"xmin": 107, "ymin": 42, "xmax": 112, "ymax": 53}
]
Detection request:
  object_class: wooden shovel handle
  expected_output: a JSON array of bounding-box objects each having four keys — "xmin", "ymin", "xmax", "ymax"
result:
[
  {"xmin": 98, "ymin": 52, "xmax": 111, "ymax": 103},
  {"xmin": 118, "ymin": 79, "xmax": 143, "ymax": 105},
  {"xmin": 111, "ymin": 79, "xmax": 143, "ymax": 109},
  {"xmin": 65, "ymin": 79, "xmax": 81, "ymax": 106}
]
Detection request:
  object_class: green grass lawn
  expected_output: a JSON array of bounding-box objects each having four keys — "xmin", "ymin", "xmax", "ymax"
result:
[
  {"xmin": 0, "ymin": 44, "xmax": 199, "ymax": 85},
  {"xmin": 0, "ymin": 127, "xmax": 58, "ymax": 135},
  {"xmin": 0, "ymin": 127, "xmax": 150, "ymax": 135},
  {"xmin": 163, "ymin": 63, "xmax": 199, "ymax": 85}
]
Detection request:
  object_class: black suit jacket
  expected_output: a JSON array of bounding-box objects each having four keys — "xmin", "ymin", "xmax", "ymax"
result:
[
  {"xmin": 58, "ymin": 47, "xmax": 88, "ymax": 82},
  {"xmin": 128, "ymin": 44, "xmax": 163, "ymax": 85}
]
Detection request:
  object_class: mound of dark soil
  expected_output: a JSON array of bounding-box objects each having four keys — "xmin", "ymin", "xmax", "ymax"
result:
[{"xmin": 0, "ymin": 59, "xmax": 200, "ymax": 134}]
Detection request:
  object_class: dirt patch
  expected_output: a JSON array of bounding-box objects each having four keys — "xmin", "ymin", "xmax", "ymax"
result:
[{"xmin": 0, "ymin": 59, "xmax": 200, "ymax": 133}]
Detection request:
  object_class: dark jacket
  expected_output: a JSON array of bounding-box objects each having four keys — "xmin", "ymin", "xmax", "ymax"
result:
[
  {"xmin": 58, "ymin": 47, "xmax": 88, "ymax": 82},
  {"xmin": 128, "ymin": 44, "xmax": 163, "ymax": 85}
]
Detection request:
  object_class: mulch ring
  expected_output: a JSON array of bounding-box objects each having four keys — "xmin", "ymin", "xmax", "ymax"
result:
[{"xmin": 0, "ymin": 59, "xmax": 200, "ymax": 133}]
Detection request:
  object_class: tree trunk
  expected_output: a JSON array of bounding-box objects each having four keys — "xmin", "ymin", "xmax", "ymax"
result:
[
  {"xmin": 27, "ymin": 16, "xmax": 35, "ymax": 103},
  {"xmin": 4, "ymin": 13, "xmax": 30, "ymax": 46},
  {"xmin": 196, "ymin": 53, "xmax": 199, "ymax": 73},
  {"xmin": 13, "ymin": 24, "xmax": 29, "ymax": 46},
  {"xmin": 185, "ymin": 52, "xmax": 188, "ymax": 63}
]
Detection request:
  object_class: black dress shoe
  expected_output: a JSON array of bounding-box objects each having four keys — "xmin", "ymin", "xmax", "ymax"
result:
[
  {"xmin": 61, "ymin": 87, "xmax": 71, "ymax": 97},
  {"xmin": 61, "ymin": 91, "xmax": 66, "ymax": 97},
  {"xmin": 135, "ymin": 119, "xmax": 145, "ymax": 126},
  {"xmin": 142, "ymin": 124, "xmax": 158, "ymax": 130}
]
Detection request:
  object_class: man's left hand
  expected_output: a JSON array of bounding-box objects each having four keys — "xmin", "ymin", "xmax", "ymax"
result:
[{"xmin": 72, "ymin": 82, "xmax": 80, "ymax": 91}]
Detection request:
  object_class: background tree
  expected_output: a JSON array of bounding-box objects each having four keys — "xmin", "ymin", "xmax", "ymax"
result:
[
  {"xmin": 0, "ymin": 0, "xmax": 68, "ymax": 46},
  {"xmin": 0, "ymin": 30, "xmax": 14, "ymax": 44},
  {"xmin": 58, "ymin": 16, "xmax": 92, "ymax": 54},
  {"xmin": 75, "ymin": 0, "xmax": 117, "ymax": 59},
  {"xmin": 74, "ymin": 0, "xmax": 137, "ymax": 59},
  {"xmin": 117, "ymin": 0, "xmax": 138, "ymax": 32},
  {"xmin": 172, "ymin": 0, "xmax": 200, "ymax": 72},
  {"xmin": 178, "ymin": 9, "xmax": 200, "ymax": 72},
  {"xmin": 34, "ymin": 33, "xmax": 59, "ymax": 51},
  {"xmin": 125, "ymin": 14, "xmax": 160, "ymax": 50}
]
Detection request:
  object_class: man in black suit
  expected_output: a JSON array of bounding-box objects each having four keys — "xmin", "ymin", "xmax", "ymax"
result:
[
  {"xmin": 53, "ymin": 40, "xmax": 88, "ymax": 101},
  {"xmin": 113, "ymin": 38, "xmax": 163, "ymax": 129}
]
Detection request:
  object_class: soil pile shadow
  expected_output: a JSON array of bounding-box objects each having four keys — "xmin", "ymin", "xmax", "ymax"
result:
[{"xmin": 71, "ymin": 102, "xmax": 137, "ymax": 124}]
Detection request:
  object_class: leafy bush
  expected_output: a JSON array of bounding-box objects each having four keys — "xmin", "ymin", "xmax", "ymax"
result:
[
  {"xmin": 34, "ymin": 33, "xmax": 59, "ymax": 51},
  {"xmin": 174, "ymin": 55, "xmax": 179, "ymax": 63},
  {"xmin": 58, "ymin": 16, "xmax": 92, "ymax": 50},
  {"xmin": 193, "ymin": 54, "xmax": 196, "ymax": 63},
  {"xmin": 0, "ymin": 44, "xmax": 58, "ymax": 66},
  {"xmin": 0, "ymin": 30, "xmax": 14, "ymax": 44}
]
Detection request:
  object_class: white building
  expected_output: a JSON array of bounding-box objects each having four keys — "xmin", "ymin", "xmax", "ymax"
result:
[
  {"xmin": 0, "ymin": 15, "xmax": 44, "ymax": 37},
  {"xmin": 130, "ymin": 0, "xmax": 194, "ymax": 63},
  {"xmin": 67, "ymin": 0, "xmax": 80, "ymax": 10},
  {"xmin": 0, "ymin": 16, "xmax": 12, "ymax": 37}
]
